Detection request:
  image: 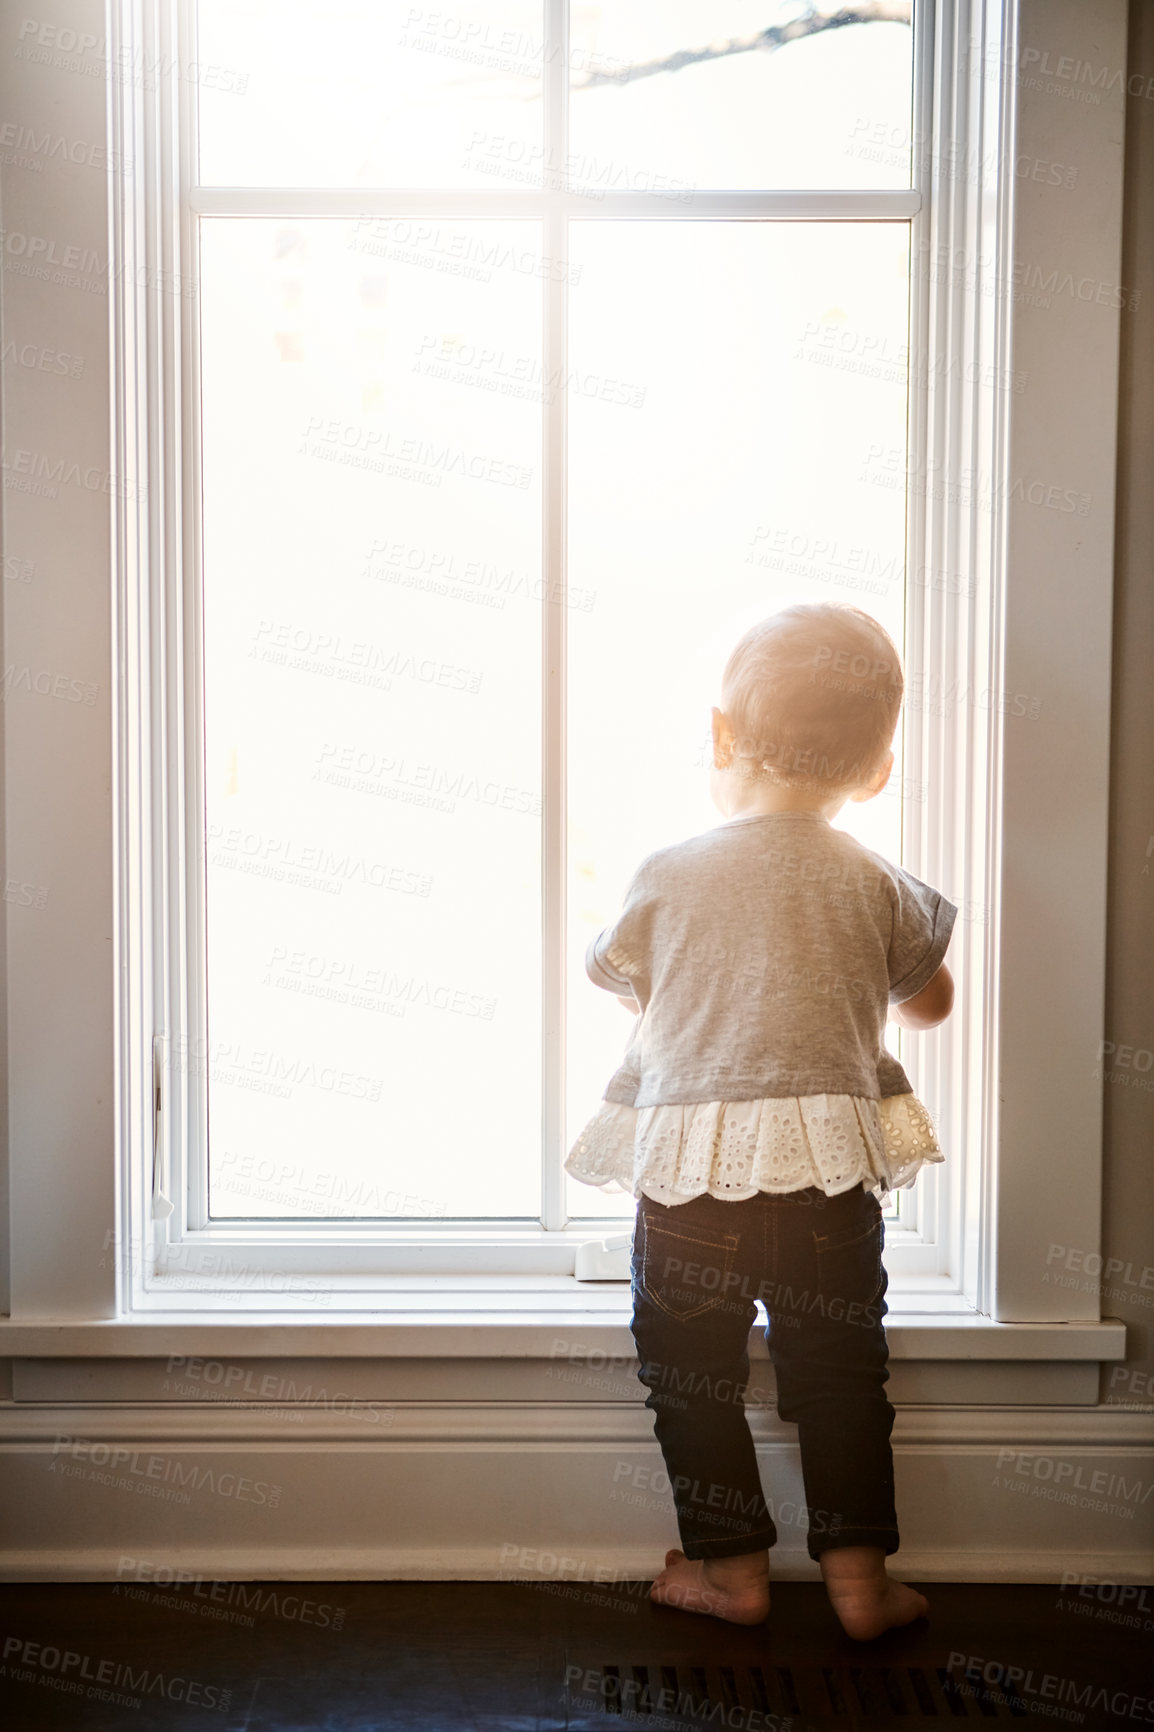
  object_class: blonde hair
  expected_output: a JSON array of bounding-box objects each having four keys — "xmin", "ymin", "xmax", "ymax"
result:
[{"xmin": 719, "ymin": 603, "xmax": 903, "ymax": 793}]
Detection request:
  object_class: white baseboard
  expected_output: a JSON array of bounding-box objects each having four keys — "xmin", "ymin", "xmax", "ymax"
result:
[{"xmin": 2, "ymin": 1404, "xmax": 1152, "ymax": 1584}]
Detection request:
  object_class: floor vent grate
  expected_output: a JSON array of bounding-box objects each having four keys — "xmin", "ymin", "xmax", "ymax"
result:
[{"xmin": 564, "ymin": 1658, "xmax": 1032, "ymax": 1726}]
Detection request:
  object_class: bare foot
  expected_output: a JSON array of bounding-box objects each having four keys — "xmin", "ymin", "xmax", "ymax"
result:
[
  {"xmin": 650, "ymin": 1547, "xmax": 770, "ymax": 1624},
  {"xmin": 820, "ymin": 1546, "xmax": 929, "ymax": 1641}
]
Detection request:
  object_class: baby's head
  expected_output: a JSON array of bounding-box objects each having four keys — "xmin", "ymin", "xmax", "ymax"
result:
[{"xmin": 714, "ymin": 604, "xmax": 903, "ymax": 801}]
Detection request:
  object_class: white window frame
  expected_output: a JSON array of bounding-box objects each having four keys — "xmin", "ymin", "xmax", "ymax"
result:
[
  {"xmin": 130, "ymin": 0, "xmax": 942, "ymax": 1295},
  {"xmin": 67, "ymin": 0, "xmax": 1117, "ymax": 1322}
]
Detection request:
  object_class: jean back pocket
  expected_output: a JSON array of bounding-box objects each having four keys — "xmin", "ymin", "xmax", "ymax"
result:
[
  {"xmin": 636, "ymin": 1213, "xmax": 741, "ymax": 1322},
  {"xmin": 812, "ymin": 1188, "xmax": 886, "ymax": 1315}
]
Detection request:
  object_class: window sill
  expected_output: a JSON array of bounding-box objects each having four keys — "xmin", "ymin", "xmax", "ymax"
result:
[{"xmin": 0, "ymin": 1308, "xmax": 1125, "ymax": 1362}]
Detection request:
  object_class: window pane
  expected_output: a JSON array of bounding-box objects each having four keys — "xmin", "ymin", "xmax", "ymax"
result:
[
  {"xmin": 197, "ymin": 0, "xmax": 544, "ymax": 187},
  {"xmin": 199, "ymin": 219, "xmax": 542, "ymax": 1219},
  {"xmin": 568, "ymin": 2, "xmax": 914, "ymax": 193},
  {"xmin": 565, "ymin": 222, "xmax": 909, "ymax": 1217}
]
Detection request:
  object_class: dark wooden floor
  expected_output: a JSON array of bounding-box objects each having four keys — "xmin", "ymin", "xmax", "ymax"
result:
[{"xmin": 0, "ymin": 1578, "xmax": 1150, "ymax": 1730}]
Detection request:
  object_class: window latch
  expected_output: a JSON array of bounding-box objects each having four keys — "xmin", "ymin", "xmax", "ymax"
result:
[{"xmin": 574, "ymin": 1231, "xmax": 632, "ymax": 1281}]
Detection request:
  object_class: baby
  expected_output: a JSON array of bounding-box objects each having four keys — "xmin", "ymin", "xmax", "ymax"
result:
[{"xmin": 567, "ymin": 602, "xmax": 955, "ymax": 1641}]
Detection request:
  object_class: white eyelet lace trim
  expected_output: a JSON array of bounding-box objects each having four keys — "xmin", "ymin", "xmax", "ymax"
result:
[{"xmin": 565, "ymin": 1092, "xmax": 944, "ymax": 1205}]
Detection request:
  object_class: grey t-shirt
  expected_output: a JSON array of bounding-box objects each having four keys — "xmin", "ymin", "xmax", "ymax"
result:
[{"xmin": 587, "ymin": 811, "xmax": 957, "ymax": 1108}]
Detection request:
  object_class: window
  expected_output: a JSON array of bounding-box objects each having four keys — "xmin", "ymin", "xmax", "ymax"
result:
[
  {"xmin": 113, "ymin": 0, "xmax": 1006, "ymax": 1300},
  {"xmin": 131, "ymin": 0, "xmax": 953, "ymax": 1291}
]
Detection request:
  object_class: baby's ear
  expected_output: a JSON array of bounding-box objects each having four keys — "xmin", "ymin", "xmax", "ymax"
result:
[
  {"xmin": 872, "ymin": 748, "xmax": 895, "ymax": 789},
  {"xmin": 851, "ymin": 751, "xmax": 895, "ymax": 803}
]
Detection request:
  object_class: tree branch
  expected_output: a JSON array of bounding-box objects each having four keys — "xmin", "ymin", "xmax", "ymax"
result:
[{"xmin": 574, "ymin": 3, "xmax": 912, "ymax": 93}]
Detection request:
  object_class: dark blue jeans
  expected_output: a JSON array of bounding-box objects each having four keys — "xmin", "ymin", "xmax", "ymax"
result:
[{"xmin": 630, "ymin": 1183, "xmax": 899, "ymax": 1563}]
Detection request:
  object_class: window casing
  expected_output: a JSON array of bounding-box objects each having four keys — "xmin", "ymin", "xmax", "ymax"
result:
[{"xmin": 104, "ymin": 0, "xmax": 1058, "ymax": 1311}]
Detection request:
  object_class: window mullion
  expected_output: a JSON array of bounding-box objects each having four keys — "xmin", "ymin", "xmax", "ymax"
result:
[{"xmin": 185, "ymin": 188, "xmax": 921, "ymax": 221}]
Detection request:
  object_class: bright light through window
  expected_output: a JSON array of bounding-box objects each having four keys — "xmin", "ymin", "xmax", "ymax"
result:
[
  {"xmin": 193, "ymin": 1, "xmax": 915, "ymax": 1224},
  {"xmin": 200, "ymin": 220, "xmax": 543, "ymax": 1221},
  {"xmin": 565, "ymin": 220, "xmax": 910, "ymax": 1218}
]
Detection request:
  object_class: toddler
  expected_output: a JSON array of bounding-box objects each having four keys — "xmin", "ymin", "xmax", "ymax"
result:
[{"xmin": 566, "ymin": 603, "xmax": 955, "ymax": 1641}]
